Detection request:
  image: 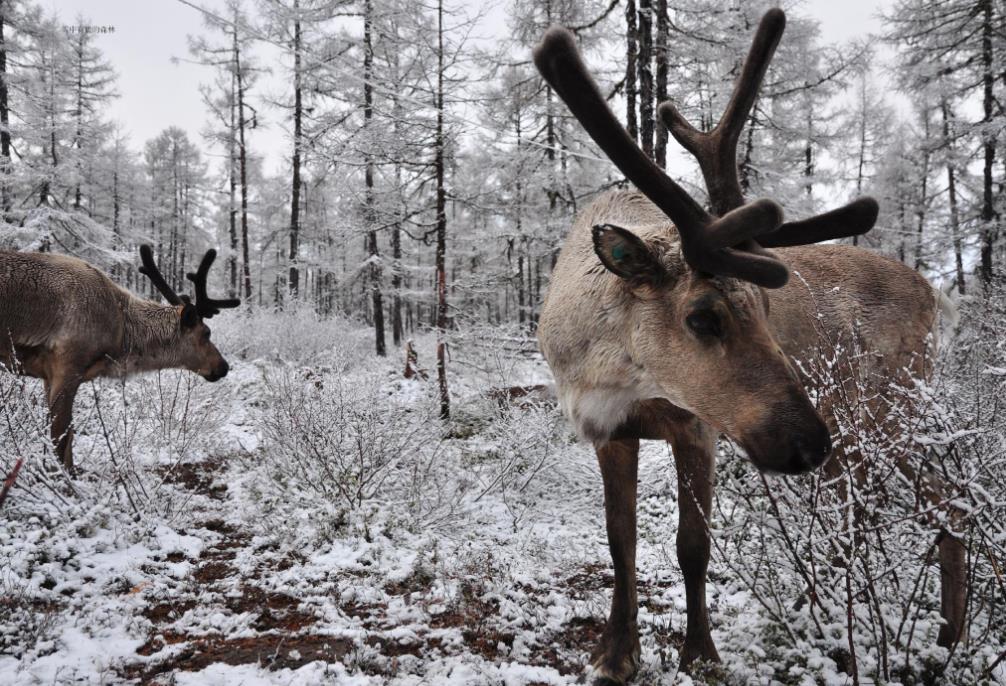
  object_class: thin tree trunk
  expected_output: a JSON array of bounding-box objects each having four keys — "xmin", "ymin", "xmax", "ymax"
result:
[
  {"xmin": 288, "ymin": 0, "xmax": 302, "ymax": 299},
  {"xmin": 0, "ymin": 2, "xmax": 10, "ymax": 219},
  {"xmin": 625, "ymin": 0, "xmax": 638, "ymax": 143},
  {"xmin": 914, "ymin": 109, "xmax": 931, "ymax": 271},
  {"xmin": 941, "ymin": 101, "xmax": 966, "ymax": 295},
  {"xmin": 637, "ymin": 0, "xmax": 654, "ymax": 158},
  {"xmin": 979, "ymin": 0, "xmax": 997, "ymax": 284},
  {"xmin": 852, "ymin": 81, "xmax": 868, "ymax": 246},
  {"xmin": 654, "ymin": 0, "xmax": 668, "ymax": 168},
  {"xmin": 235, "ymin": 21, "xmax": 252, "ymax": 301},
  {"xmin": 390, "ymin": 41, "xmax": 403, "ymax": 347},
  {"xmin": 73, "ymin": 36, "xmax": 83, "ymax": 211},
  {"xmin": 364, "ymin": 0, "xmax": 385, "ymax": 356},
  {"xmin": 805, "ymin": 97, "xmax": 815, "ymax": 200},
  {"xmin": 435, "ymin": 0, "xmax": 450, "ymax": 419},
  {"xmin": 228, "ymin": 23, "xmax": 239, "ymax": 294}
]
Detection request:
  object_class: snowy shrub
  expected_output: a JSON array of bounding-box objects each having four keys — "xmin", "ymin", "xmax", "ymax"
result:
[
  {"xmin": 446, "ymin": 322, "xmax": 546, "ymax": 393},
  {"xmin": 0, "ymin": 370, "xmax": 77, "ymax": 516},
  {"xmin": 213, "ymin": 303, "xmax": 372, "ymax": 366},
  {"xmin": 0, "ymin": 572, "xmax": 59, "ymax": 660},
  {"xmin": 0, "ymin": 368, "xmax": 227, "ymax": 521},
  {"xmin": 76, "ymin": 371, "xmax": 229, "ymax": 520},
  {"xmin": 460, "ymin": 401, "xmax": 569, "ymax": 532},
  {"xmin": 712, "ymin": 307, "xmax": 1006, "ymax": 685},
  {"xmin": 251, "ymin": 366, "xmax": 448, "ymax": 532}
]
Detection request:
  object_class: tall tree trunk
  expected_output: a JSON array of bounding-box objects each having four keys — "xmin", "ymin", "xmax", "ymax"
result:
[
  {"xmin": 805, "ymin": 96, "xmax": 815, "ymax": 198},
  {"xmin": 979, "ymin": 0, "xmax": 997, "ymax": 285},
  {"xmin": 73, "ymin": 38, "xmax": 83, "ymax": 211},
  {"xmin": 637, "ymin": 0, "xmax": 654, "ymax": 158},
  {"xmin": 364, "ymin": 0, "xmax": 385, "ymax": 356},
  {"xmin": 897, "ymin": 199, "xmax": 906, "ymax": 262},
  {"xmin": 435, "ymin": 0, "xmax": 450, "ymax": 419},
  {"xmin": 654, "ymin": 0, "xmax": 668, "ymax": 168},
  {"xmin": 914, "ymin": 109, "xmax": 931, "ymax": 271},
  {"xmin": 390, "ymin": 42, "xmax": 403, "ymax": 347},
  {"xmin": 0, "ymin": 3, "xmax": 9, "ymax": 219},
  {"xmin": 112, "ymin": 170, "xmax": 120, "ymax": 239},
  {"xmin": 171, "ymin": 140, "xmax": 180, "ymax": 285},
  {"xmin": 236, "ymin": 25, "xmax": 252, "ymax": 301},
  {"xmin": 288, "ymin": 0, "xmax": 302, "ymax": 299},
  {"xmin": 228, "ymin": 24, "xmax": 239, "ymax": 294},
  {"xmin": 391, "ymin": 216, "xmax": 402, "ymax": 346},
  {"xmin": 0, "ymin": 2, "xmax": 10, "ymax": 219},
  {"xmin": 625, "ymin": 0, "xmax": 638, "ymax": 143},
  {"xmin": 941, "ymin": 101, "xmax": 966, "ymax": 295}
]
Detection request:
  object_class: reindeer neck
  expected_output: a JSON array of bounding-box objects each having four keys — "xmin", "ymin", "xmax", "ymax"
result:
[{"xmin": 115, "ymin": 297, "xmax": 184, "ymax": 376}]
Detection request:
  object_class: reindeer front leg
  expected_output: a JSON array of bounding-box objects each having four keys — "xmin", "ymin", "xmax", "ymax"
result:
[
  {"xmin": 592, "ymin": 437, "xmax": 641, "ymax": 685},
  {"xmin": 47, "ymin": 372, "xmax": 81, "ymax": 472},
  {"xmin": 666, "ymin": 418, "xmax": 720, "ymax": 671}
]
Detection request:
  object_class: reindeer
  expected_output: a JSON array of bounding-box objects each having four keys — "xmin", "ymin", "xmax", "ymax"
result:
[
  {"xmin": 0, "ymin": 245, "xmax": 239, "ymax": 471},
  {"xmin": 533, "ymin": 10, "xmax": 965, "ymax": 683}
]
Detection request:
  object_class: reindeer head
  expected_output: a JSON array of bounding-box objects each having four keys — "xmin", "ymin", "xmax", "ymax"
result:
[
  {"xmin": 138, "ymin": 245, "xmax": 240, "ymax": 382},
  {"xmin": 534, "ymin": 10, "xmax": 879, "ymax": 474}
]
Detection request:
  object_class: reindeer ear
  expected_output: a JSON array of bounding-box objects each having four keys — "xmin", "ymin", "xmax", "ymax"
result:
[
  {"xmin": 592, "ymin": 224, "xmax": 665, "ymax": 284},
  {"xmin": 179, "ymin": 303, "xmax": 199, "ymax": 329}
]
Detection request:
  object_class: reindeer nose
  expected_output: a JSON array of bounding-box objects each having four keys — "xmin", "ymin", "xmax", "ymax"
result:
[
  {"xmin": 204, "ymin": 360, "xmax": 229, "ymax": 382},
  {"xmin": 788, "ymin": 421, "xmax": 832, "ymax": 473},
  {"xmin": 792, "ymin": 422, "xmax": 832, "ymax": 464}
]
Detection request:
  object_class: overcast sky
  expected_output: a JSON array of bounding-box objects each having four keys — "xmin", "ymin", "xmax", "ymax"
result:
[{"xmin": 49, "ymin": 0, "xmax": 896, "ymax": 177}]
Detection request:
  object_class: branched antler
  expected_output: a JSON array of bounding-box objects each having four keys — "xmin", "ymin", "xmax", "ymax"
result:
[
  {"xmin": 186, "ymin": 250, "xmax": 240, "ymax": 319},
  {"xmin": 658, "ymin": 9, "xmax": 878, "ymax": 243},
  {"xmin": 533, "ymin": 9, "xmax": 879, "ymax": 289},
  {"xmin": 658, "ymin": 9, "xmax": 785, "ymax": 216},
  {"xmin": 534, "ymin": 26, "xmax": 789, "ymax": 288},
  {"xmin": 138, "ymin": 245, "xmax": 184, "ymax": 306},
  {"xmin": 138, "ymin": 245, "xmax": 240, "ymax": 319}
]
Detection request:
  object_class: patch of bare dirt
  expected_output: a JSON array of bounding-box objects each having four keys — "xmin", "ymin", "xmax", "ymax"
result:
[
  {"xmin": 157, "ymin": 458, "xmax": 228, "ymax": 500},
  {"xmin": 126, "ymin": 633, "xmax": 352, "ymax": 682}
]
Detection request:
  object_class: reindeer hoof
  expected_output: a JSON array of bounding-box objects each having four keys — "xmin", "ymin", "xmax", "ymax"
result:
[{"xmin": 589, "ymin": 623, "xmax": 640, "ymax": 685}]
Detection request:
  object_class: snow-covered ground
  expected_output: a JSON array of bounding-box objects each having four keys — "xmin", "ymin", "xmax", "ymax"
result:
[{"xmin": 1, "ymin": 311, "xmax": 1003, "ymax": 685}]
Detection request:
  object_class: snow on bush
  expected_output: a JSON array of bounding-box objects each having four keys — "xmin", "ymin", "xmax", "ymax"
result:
[
  {"xmin": 711, "ymin": 294, "xmax": 1006, "ymax": 685},
  {"xmin": 213, "ymin": 302, "xmax": 373, "ymax": 366}
]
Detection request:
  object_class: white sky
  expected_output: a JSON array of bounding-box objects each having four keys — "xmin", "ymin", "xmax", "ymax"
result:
[{"xmin": 48, "ymin": 0, "xmax": 897, "ymax": 177}]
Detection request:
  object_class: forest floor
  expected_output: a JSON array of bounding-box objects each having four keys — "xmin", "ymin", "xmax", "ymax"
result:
[{"xmin": 0, "ymin": 315, "xmax": 1000, "ymax": 685}]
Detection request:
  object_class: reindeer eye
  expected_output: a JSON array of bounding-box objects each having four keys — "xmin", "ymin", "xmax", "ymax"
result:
[{"xmin": 685, "ymin": 310, "xmax": 722, "ymax": 338}]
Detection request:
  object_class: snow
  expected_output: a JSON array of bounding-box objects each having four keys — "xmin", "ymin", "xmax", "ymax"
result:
[{"xmin": 1, "ymin": 318, "xmax": 1003, "ymax": 685}]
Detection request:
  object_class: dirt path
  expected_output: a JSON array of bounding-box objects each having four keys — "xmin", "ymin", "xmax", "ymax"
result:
[
  {"xmin": 117, "ymin": 459, "xmax": 345, "ymax": 682},
  {"xmin": 111, "ymin": 455, "xmax": 658, "ymax": 684}
]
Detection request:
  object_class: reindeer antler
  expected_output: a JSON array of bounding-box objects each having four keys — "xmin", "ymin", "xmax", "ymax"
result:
[
  {"xmin": 138, "ymin": 245, "xmax": 240, "ymax": 318},
  {"xmin": 658, "ymin": 9, "xmax": 878, "ymax": 243},
  {"xmin": 533, "ymin": 9, "xmax": 879, "ymax": 289},
  {"xmin": 534, "ymin": 26, "xmax": 789, "ymax": 288},
  {"xmin": 186, "ymin": 249, "xmax": 240, "ymax": 319},
  {"xmin": 138, "ymin": 245, "xmax": 184, "ymax": 306}
]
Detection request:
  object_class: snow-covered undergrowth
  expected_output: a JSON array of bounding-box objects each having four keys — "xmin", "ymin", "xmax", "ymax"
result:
[{"xmin": 1, "ymin": 305, "xmax": 1004, "ymax": 685}]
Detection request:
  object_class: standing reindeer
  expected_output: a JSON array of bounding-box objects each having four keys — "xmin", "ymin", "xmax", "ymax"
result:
[
  {"xmin": 0, "ymin": 245, "xmax": 239, "ymax": 471},
  {"xmin": 534, "ymin": 10, "xmax": 965, "ymax": 683}
]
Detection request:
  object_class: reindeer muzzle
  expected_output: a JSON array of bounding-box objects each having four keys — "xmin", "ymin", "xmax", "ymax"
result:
[
  {"xmin": 204, "ymin": 360, "xmax": 229, "ymax": 383},
  {"xmin": 743, "ymin": 408, "xmax": 832, "ymax": 476}
]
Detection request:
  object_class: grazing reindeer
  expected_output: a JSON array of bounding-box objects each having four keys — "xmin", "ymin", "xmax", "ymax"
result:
[
  {"xmin": 534, "ymin": 10, "xmax": 965, "ymax": 683},
  {"xmin": 0, "ymin": 245, "xmax": 239, "ymax": 471}
]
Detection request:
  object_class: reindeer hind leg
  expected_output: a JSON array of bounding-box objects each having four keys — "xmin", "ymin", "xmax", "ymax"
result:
[{"xmin": 47, "ymin": 373, "xmax": 81, "ymax": 473}]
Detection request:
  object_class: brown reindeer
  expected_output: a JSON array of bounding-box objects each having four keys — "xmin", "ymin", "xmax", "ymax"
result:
[
  {"xmin": 533, "ymin": 10, "xmax": 965, "ymax": 683},
  {"xmin": 0, "ymin": 245, "xmax": 239, "ymax": 471}
]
